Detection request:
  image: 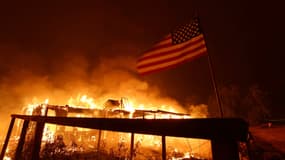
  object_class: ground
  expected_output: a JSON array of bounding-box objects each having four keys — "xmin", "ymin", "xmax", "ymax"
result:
[{"xmin": 249, "ymin": 124, "xmax": 285, "ymax": 160}]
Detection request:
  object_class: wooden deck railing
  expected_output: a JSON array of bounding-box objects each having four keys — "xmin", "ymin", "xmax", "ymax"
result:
[{"xmin": 0, "ymin": 114, "xmax": 249, "ymax": 160}]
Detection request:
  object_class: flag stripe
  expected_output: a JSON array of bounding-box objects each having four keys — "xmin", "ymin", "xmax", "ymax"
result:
[
  {"xmin": 137, "ymin": 36, "xmax": 206, "ymax": 68},
  {"xmin": 137, "ymin": 43, "xmax": 206, "ymax": 69},
  {"xmin": 137, "ymin": 39, "xmax": 205, "ymax": 69},
  {"xmin": 142, "ymin": 35, "xmax": 172, "ymax": 54},
  {"xmin": 138, "ymin": 47, "xmax": 207, "ymax": 74},
  {"xmin": 138, "ymin": 34, "xmax": 204, "ymax": 62}
]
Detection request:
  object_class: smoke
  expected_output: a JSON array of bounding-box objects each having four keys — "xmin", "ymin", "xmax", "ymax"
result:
[
  {"xmin": 187, "ymin": 104, "xmax": 209, "ymax": 118},
  {"xmin": 0, "ymin": 45, "xmax": 208, "ymax": 138}
]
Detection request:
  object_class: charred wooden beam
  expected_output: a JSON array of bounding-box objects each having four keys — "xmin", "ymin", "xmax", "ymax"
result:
[
  {"xmin": 130, "ymin": 132, "xmax": 134, "ymax": 160},
  {"xmin": 132, "ymin": 109, "xmax": 190, "ymax": 118},
  {"xmin": 212, "ymin": 139, "xmax": 239, "ymax": 160},
  {"xmin": 162, "ymin": 135, "xmax": 166, "ymax": 160},
  {"xmin": 14, "ymin": 120, "xmax": 29, "ymax": 160},
  {"xmin": 31, "ymin": 121, "xmax": 45, "ymax": 160},
  {"xmin": 46, "ymin": 104, "xmax": 97, "ymax": 114},
  {"xmin": 0, "ymin": 117, "xmax": 15, "ymax": 160},
  {"xmin": 10, "ymin": 114, "xmax": 248, "ymax": 142}
]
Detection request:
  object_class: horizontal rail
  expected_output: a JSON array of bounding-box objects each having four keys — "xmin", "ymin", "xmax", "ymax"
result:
[{"xmin": 11, "ymin": 114, "xmax": 248, "ymax": 141}]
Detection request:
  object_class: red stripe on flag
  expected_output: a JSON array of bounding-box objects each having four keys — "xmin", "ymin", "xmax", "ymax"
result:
[
  {"xmin": 137, "ymin": 43, "xmax": 206, "ymax": 69},
  {"xmin": 138, "ymin": 49, "xmax": 207, "ymax": 75},
  {"xmin": 142, "ymin": 36, "xmax": 172, "ymax": 54},
  {"xmin": 137, "ymin": 35, "xmax": 205, "ymax": 63}
]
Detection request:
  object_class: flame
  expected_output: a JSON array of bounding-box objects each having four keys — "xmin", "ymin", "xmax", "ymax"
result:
[
  {"xmin": 68, "ymin": 94, "xmax": 98, "ymax": 109},
  {"xmin": 3, "ymin": 156, "xmax": 11, "ymax": 160},
  {"xmin": 122, "ymin": 100, "xmax": 135, "ymax": 113},
  {"xmin": 19, "ymin": 94, "xmax": 193, "ymax": 149},
  {"xmin": 15, "ymin": 94, "xmax": 211, "ymax": 159},
  {"xmin": 22, "ymin": 94, "xmax": 191, "ymax": 118},
  {"xmin": 42, "ymin": 126, "xmax": 55, "ymax": 143},
  {"xmin": 22, "ymin": 98, "xmax": 49, "ymax": 115}
]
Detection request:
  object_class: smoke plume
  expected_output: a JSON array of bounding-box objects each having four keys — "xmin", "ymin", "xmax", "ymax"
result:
[{"xmin": 0, "ymin": 46, "xmax": 208, "ymax": 138}]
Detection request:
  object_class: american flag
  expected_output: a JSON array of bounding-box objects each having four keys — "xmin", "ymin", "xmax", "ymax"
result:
[{"xmin": 137, "ymin": 17, "xmax": 208, "ymax": 75}]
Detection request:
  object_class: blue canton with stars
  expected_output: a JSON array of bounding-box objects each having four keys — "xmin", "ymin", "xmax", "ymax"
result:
[{"xmin": 171, "ymin": 17, "xmax": 202, "ymax": 45}]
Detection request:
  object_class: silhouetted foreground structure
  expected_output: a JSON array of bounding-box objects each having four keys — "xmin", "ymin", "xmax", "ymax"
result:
[{"xmin": 1, "ymin": 114, "xmax": 249, "ymax": 160}]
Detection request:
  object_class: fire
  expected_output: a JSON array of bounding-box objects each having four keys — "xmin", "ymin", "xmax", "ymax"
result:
[
  {"xmin": 3, "ymin": 147, "xmax": 11, "ymax": 160},
  {"xmin": 22, "ymin": 94, "xmax": 190, "ymax": 118},
  {"xmin": 122, "ymin": 99, "xmax": 135, "ymax": 113},
  {"xmin": 67, "ymin": 94, "xmax": 98, "ymax": 109},
  {"xmin": 42, "ymin": 126, "xmax": 55, "ymax": 143},
  {"xmin": 22, "ymin": 98, "xmax": 49, "ymax": 116},
  {"xmin": 0, "ymin": 53, "xmax": 212, "ymax": 159},
  {"xmin": 5, "ymin": 94, "xmax": 211, "ymax": 159}
]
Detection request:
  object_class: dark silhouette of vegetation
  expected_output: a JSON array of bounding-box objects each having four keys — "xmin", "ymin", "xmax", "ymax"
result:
[{"xmin": 208, "ymin": 84, "xmax": 271, "ymax": 125}]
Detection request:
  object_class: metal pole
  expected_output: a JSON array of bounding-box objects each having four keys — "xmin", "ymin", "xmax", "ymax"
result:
[
  {"xmin": 196, "ymin": 13, "xmax": 224, "ymax": 118},
  {"xmin": 207, "ymin": 54, "xmax": 224, "ymax": 117}
]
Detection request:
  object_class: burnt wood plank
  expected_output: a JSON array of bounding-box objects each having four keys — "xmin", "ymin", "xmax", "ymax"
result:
[
  {"xmin": 0, "ymin": 117, "xmax": 15, "ymax": 160},
  {"xmin": 11, "ymin": 114, "xmax": 248, "ymax": 142},
  {"xmin": 14, "ymin": 120, "xmax": 30, "ymax": 160}
]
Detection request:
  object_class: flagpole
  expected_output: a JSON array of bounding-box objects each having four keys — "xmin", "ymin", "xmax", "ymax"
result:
[
  {"xmin": 206, "ymin": 53, "xmax": 224, "ymax": 118},
  {"xmin": 195, "ymin": 12, "xmax": 224, "ymax": 118}
]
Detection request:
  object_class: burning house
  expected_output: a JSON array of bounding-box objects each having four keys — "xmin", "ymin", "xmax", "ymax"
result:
[{"xmin": 0, "ymin": 96, "xmax": 249, "ymax": 160}]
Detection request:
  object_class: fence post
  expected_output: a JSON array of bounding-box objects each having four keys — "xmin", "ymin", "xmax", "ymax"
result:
[
  {"xmin": 14, "ymin": 120, "xmax": 30, "ymax": 159},
  {"xmin": 211, "ymin": 139, "xmax": 239, "ymax": 160},
  {"xmin": 31, "ymin": 121, "xmax": 45, "ymax": 160},
  {"xmin": 130, "ymin": 132, "xmax": 135, "ymax": 160},
  {"xmin": 162, "ymin": 135, "xmax": 166, "ymax": 160},
  {"xmin": 0, "ymin": 117, "xmax": 16, "ymax": 160}
]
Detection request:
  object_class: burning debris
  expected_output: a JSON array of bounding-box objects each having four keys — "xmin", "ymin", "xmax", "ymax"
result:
[
  {"xmin": 22, "ymin": 97, "xmax": 191, "ymax": 119},
  {"xmin": 0, "ymin": 95, "xmax": 215, "ymax": 160},
  {"xmin": 1, "ymin": 112, "xmax": 249, "ymax": 160}
]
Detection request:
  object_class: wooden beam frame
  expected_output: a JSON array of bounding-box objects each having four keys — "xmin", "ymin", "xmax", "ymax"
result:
[{"xmin": 1, "ymin": 114, "xmax": 249, "ymax": 160}]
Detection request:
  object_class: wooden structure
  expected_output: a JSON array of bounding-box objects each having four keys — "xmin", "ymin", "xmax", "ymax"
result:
[{"xmin": 0, "ymin": 114, "xmax": 249, "ymax": 160}]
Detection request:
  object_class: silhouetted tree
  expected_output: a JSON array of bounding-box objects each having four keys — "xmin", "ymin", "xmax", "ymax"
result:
[
  {"xmin": 208, "ymin": 84, "xmax": 270, "ymax": 125},
  {"xmin": 242, "ymin": 84, "xmax": 270, "ymax": 124},
  {"xmin": 208, "ymin": 84, "xmax": 243, "ymax": 118}
]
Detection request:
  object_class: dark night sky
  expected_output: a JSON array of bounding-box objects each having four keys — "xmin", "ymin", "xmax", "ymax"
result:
[{"xmin": 0, "ymin": 0, "xmax": 284, "ymax": 117}]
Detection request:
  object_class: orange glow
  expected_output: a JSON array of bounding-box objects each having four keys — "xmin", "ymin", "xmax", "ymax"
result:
[
  {"xmin": 22, "ymin": 94, "xmax": 192, "ymax": 118},
  {"xmin": 12, "ymin": 93, "xmax": 210, "ymax": 159}
]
